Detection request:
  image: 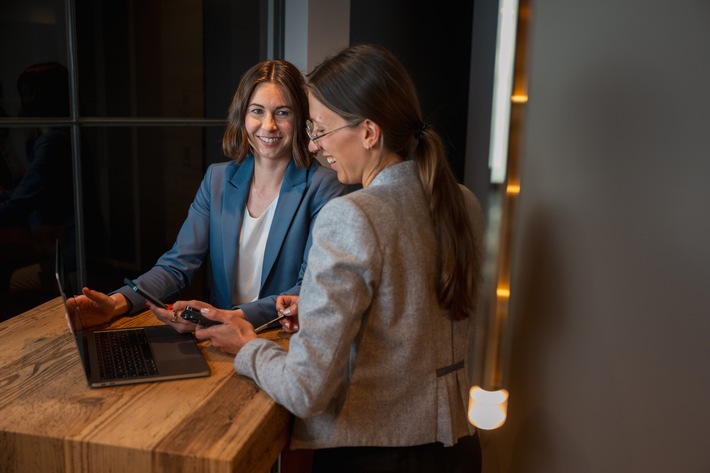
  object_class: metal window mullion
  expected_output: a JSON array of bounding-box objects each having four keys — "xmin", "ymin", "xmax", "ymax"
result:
[{"xmin": 65, "ymin": 0, "xmax": 87, "ymax": 288}]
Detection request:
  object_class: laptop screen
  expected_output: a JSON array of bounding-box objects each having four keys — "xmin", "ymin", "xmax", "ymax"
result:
[{"xmin": 54, "ymin": 242, "xmax": 91, "ymax": 379}]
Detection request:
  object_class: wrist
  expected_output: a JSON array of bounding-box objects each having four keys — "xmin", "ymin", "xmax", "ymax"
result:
[{"xmin": 111, "ymin": 293, "xmax": 131, "ymax": 317}]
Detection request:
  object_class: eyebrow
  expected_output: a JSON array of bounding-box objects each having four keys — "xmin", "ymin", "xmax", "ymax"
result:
[{"xmin": 248, "ymin": 103, "xmax": 292, "ymax": 110}]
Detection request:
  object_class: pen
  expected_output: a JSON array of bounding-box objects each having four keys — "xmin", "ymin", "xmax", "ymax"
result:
[{"xmin": 254, "ymin": 312, "xmax": 287, "ymax": 333}]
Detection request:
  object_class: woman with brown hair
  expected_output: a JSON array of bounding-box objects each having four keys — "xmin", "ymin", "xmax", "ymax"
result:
[{"xmin": 70, "ymin": 59, "xmax": 345, "ymax": 330}]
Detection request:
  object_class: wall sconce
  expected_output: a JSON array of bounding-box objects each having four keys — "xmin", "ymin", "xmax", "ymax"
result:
[
  {"xmin": 469, "ymin": 386, "xmax": 509, "ymax": 430},
  {"xmin": 469, "ymin": 0, "xmax": 530, "ymax": 431}
]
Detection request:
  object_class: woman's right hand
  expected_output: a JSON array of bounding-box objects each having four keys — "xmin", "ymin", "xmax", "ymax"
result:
[
  {"xmin": 65, "ymin": 288, "xmax": 128, "ymax": 329},
  {"xmin": 276, "ymin": 295, "xmax": 299, "ymax": 333}
]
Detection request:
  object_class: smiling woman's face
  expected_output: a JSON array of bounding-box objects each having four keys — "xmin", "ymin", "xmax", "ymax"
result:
[
  {"xmin": 307, "ymin": 93, "xmax": 367, "ymax": 186},
  {"xmin": 245, "ymin": 82, "xmax": 294, "ymax": 163}
]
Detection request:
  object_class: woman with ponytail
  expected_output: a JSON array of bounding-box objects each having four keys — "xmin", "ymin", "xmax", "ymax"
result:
[{"xmin": 196, "ymin": 44, "xmax": 484, "ymax": 473}]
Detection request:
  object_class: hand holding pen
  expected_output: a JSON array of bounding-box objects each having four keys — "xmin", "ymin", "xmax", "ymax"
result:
[
  {"xmin": 252, "ymin": 295, "xmax": 299, "ymax": 333},
  {"xmin": 275, "ymin": 295, "xmax": 299, "ymax": 333}
]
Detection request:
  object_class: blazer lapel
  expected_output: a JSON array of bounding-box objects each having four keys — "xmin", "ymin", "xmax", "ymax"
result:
[
  {"xmin": 260, "ymin": 159, "xmax": 311, "ymax": 289},
  {"xmin": 222, "ymin": 156, "xmax": 254, "ymax": 303}
]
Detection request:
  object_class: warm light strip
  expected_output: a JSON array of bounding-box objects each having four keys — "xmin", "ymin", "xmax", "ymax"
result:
[
  {"xmin": 470, "ymin": 0, "xmax": 529, "ymax": 434},
  {"xmin": 488, "ymin": 0, "xmax": 520, "ymax": 184},
  {"xmin": 506, "ymin": 184, "xmax": 521, "ymax": 194}
]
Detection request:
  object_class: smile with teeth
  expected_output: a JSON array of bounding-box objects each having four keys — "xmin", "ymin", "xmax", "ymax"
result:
[
  {"xmin": 326, "ymin": 157, "xmax": 336, "ymax": 164},
  {"xmin": 258, "ymin": 136, "xmax": 281, "ymax": 143}
]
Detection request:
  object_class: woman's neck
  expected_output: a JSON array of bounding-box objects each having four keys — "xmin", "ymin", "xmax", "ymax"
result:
[
  {"xmin": 248, "ymin": 155, "xmax": 289, "ymax": 218},
  {"xmin": 252, "ymin": 155, "xmax": 289, "ymax": 190},
  {"xmin": 362, "ymin": 150, "xmax": 403, "ymax": 188}
]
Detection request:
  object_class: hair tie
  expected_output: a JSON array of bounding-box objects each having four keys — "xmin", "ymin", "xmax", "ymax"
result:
[{"xmin": 415, "ymin": 122, "xmax": 429, "ymax": 140}]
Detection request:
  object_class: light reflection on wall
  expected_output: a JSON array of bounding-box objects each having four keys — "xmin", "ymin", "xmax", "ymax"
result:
[{"xmin": 469, "ymin": 0, "xmax": 530, "ymax": 431}]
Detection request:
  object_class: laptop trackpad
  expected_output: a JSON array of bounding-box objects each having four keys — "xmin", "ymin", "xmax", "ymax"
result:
[{"xmin": 144, "ymin": 325, "xmax": 209, "ymax": 375}]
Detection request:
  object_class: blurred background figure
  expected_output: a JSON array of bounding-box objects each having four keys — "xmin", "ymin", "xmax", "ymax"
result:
[
  {"xmin": 0, "ymin": 62, "xmax": 75, "ymax": 320},
  {"xmin": 1, "ymin": 80, "xmax": 24, "ymax": 196}
]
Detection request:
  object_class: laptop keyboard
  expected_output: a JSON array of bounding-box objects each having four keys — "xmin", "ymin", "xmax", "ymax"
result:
[{"xmin": 95, "ymin": 329, "xmax": 159, "ymax": 380}]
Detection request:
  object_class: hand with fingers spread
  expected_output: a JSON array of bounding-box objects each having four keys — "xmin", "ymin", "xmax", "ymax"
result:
[{"xmin": 66, "ymin": 288, "xmax": 131, "ymax": 329}]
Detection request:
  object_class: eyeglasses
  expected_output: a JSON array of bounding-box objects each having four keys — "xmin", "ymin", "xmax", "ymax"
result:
[{"xmin": 305, "ymin": 119, "xmax": 358, "ymax": 151}]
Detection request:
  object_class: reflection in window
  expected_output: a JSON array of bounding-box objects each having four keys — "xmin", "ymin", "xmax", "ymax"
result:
[{"xmin": 0, "ymin": 0, "xmax": 270, "ymax": 320}]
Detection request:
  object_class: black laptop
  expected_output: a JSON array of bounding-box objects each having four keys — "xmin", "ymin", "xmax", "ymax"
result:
[{"xmin": 54, "ymin": 246, "xmax": 210, "ymax": 388}]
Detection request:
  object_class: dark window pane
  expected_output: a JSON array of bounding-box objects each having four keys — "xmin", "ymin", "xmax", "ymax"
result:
[
  {"xmin": 0, "ymin": 0, "xmax": 69, "ymax": 119},
  {"xmin": 75, "ymin": 0, "xmax": 264, "ymax": 119},
  {"xmin": 1, "ymin": 127, "xmax": 75, "ymax": 317},
  {"xmin": 81, "ymin": 126, "xmax": 224, "ymax": 299},
  {"xmin": 1, "ymin": 0, "xmax": 272, "ymax": 320}
]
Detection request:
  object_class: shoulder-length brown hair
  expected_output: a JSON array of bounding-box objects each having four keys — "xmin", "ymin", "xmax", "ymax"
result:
[{"xmin": 222, "ymin": 59, "xmax": 311, "ymax": 167}]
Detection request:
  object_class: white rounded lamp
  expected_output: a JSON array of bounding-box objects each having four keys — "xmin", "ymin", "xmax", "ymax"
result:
[{"xmin": 468, "ymin": 386, "xmax": 509, "ymax": 430}]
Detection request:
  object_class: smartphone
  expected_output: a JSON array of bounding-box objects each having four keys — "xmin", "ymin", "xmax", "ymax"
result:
[
  {"xmin": 123, "ymin": 277, "xmax": 169, "ymax": 310},
  {"xmin": 181, "ymin": 306, "xmax": 221, "ymax": 327}
]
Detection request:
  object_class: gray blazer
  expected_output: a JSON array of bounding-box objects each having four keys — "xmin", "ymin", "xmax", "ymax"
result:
[{"xmin": 235, "ymin": 160, "xmax": 484, "ymax": 448}]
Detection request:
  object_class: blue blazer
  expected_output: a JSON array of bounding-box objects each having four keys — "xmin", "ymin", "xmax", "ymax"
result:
[{"xmin": 116, "ymin": 155, "xmax": 346, "ymax": 326}]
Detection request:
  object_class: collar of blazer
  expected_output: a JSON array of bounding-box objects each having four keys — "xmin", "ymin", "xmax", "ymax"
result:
[
  {"xmin": 228, "ymin": 153, "xmax": 315, "ymax": 191},
  {"xmin": 224, "ymin": 154, "xmax": 316, "ymax": 290}
]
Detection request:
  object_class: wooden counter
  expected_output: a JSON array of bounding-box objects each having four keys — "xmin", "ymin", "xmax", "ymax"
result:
[{"xmin": 0, "ymin": 297, "xmax": 292, "ymax": 473}]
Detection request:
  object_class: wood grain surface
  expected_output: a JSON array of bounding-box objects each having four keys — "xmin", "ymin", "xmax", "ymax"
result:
[{"xmin": 0, "ymin": 297, "xmax": 292, "ymax": 473}]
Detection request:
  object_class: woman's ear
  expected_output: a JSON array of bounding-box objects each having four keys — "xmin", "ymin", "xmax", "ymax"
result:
[{"xmin": 362, "ymin": 119, "xmax": 380, "ymax": 150}]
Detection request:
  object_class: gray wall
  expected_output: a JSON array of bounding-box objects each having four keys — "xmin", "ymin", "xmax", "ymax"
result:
[{"xmin": 481, "ymin": 1, "xmax": 710, "ymax": 472}]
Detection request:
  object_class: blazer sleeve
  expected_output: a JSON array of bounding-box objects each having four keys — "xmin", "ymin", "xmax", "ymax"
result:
[{"xmin": 235, "ymin": 196, "xmax": 380, "ymax": 418}]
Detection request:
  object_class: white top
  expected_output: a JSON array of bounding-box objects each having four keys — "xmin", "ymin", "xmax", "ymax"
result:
[{"xmin": 236, "ymin": 196, "xmax": 279, "ymax": 305}]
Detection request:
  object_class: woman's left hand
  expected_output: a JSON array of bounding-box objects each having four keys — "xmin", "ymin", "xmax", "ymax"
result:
[
  {"xmin": 147, "ymin": 300, "xmax": 209, "ymax": 333},
  {"xmin": 192, "ymin": 305, "xmax": 256, "ymax": 355}
]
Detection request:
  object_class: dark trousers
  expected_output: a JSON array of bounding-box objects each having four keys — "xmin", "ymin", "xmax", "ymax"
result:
[{"xmin": 311, "ymin": 433, "xmax": 481, "ymax": 473}]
